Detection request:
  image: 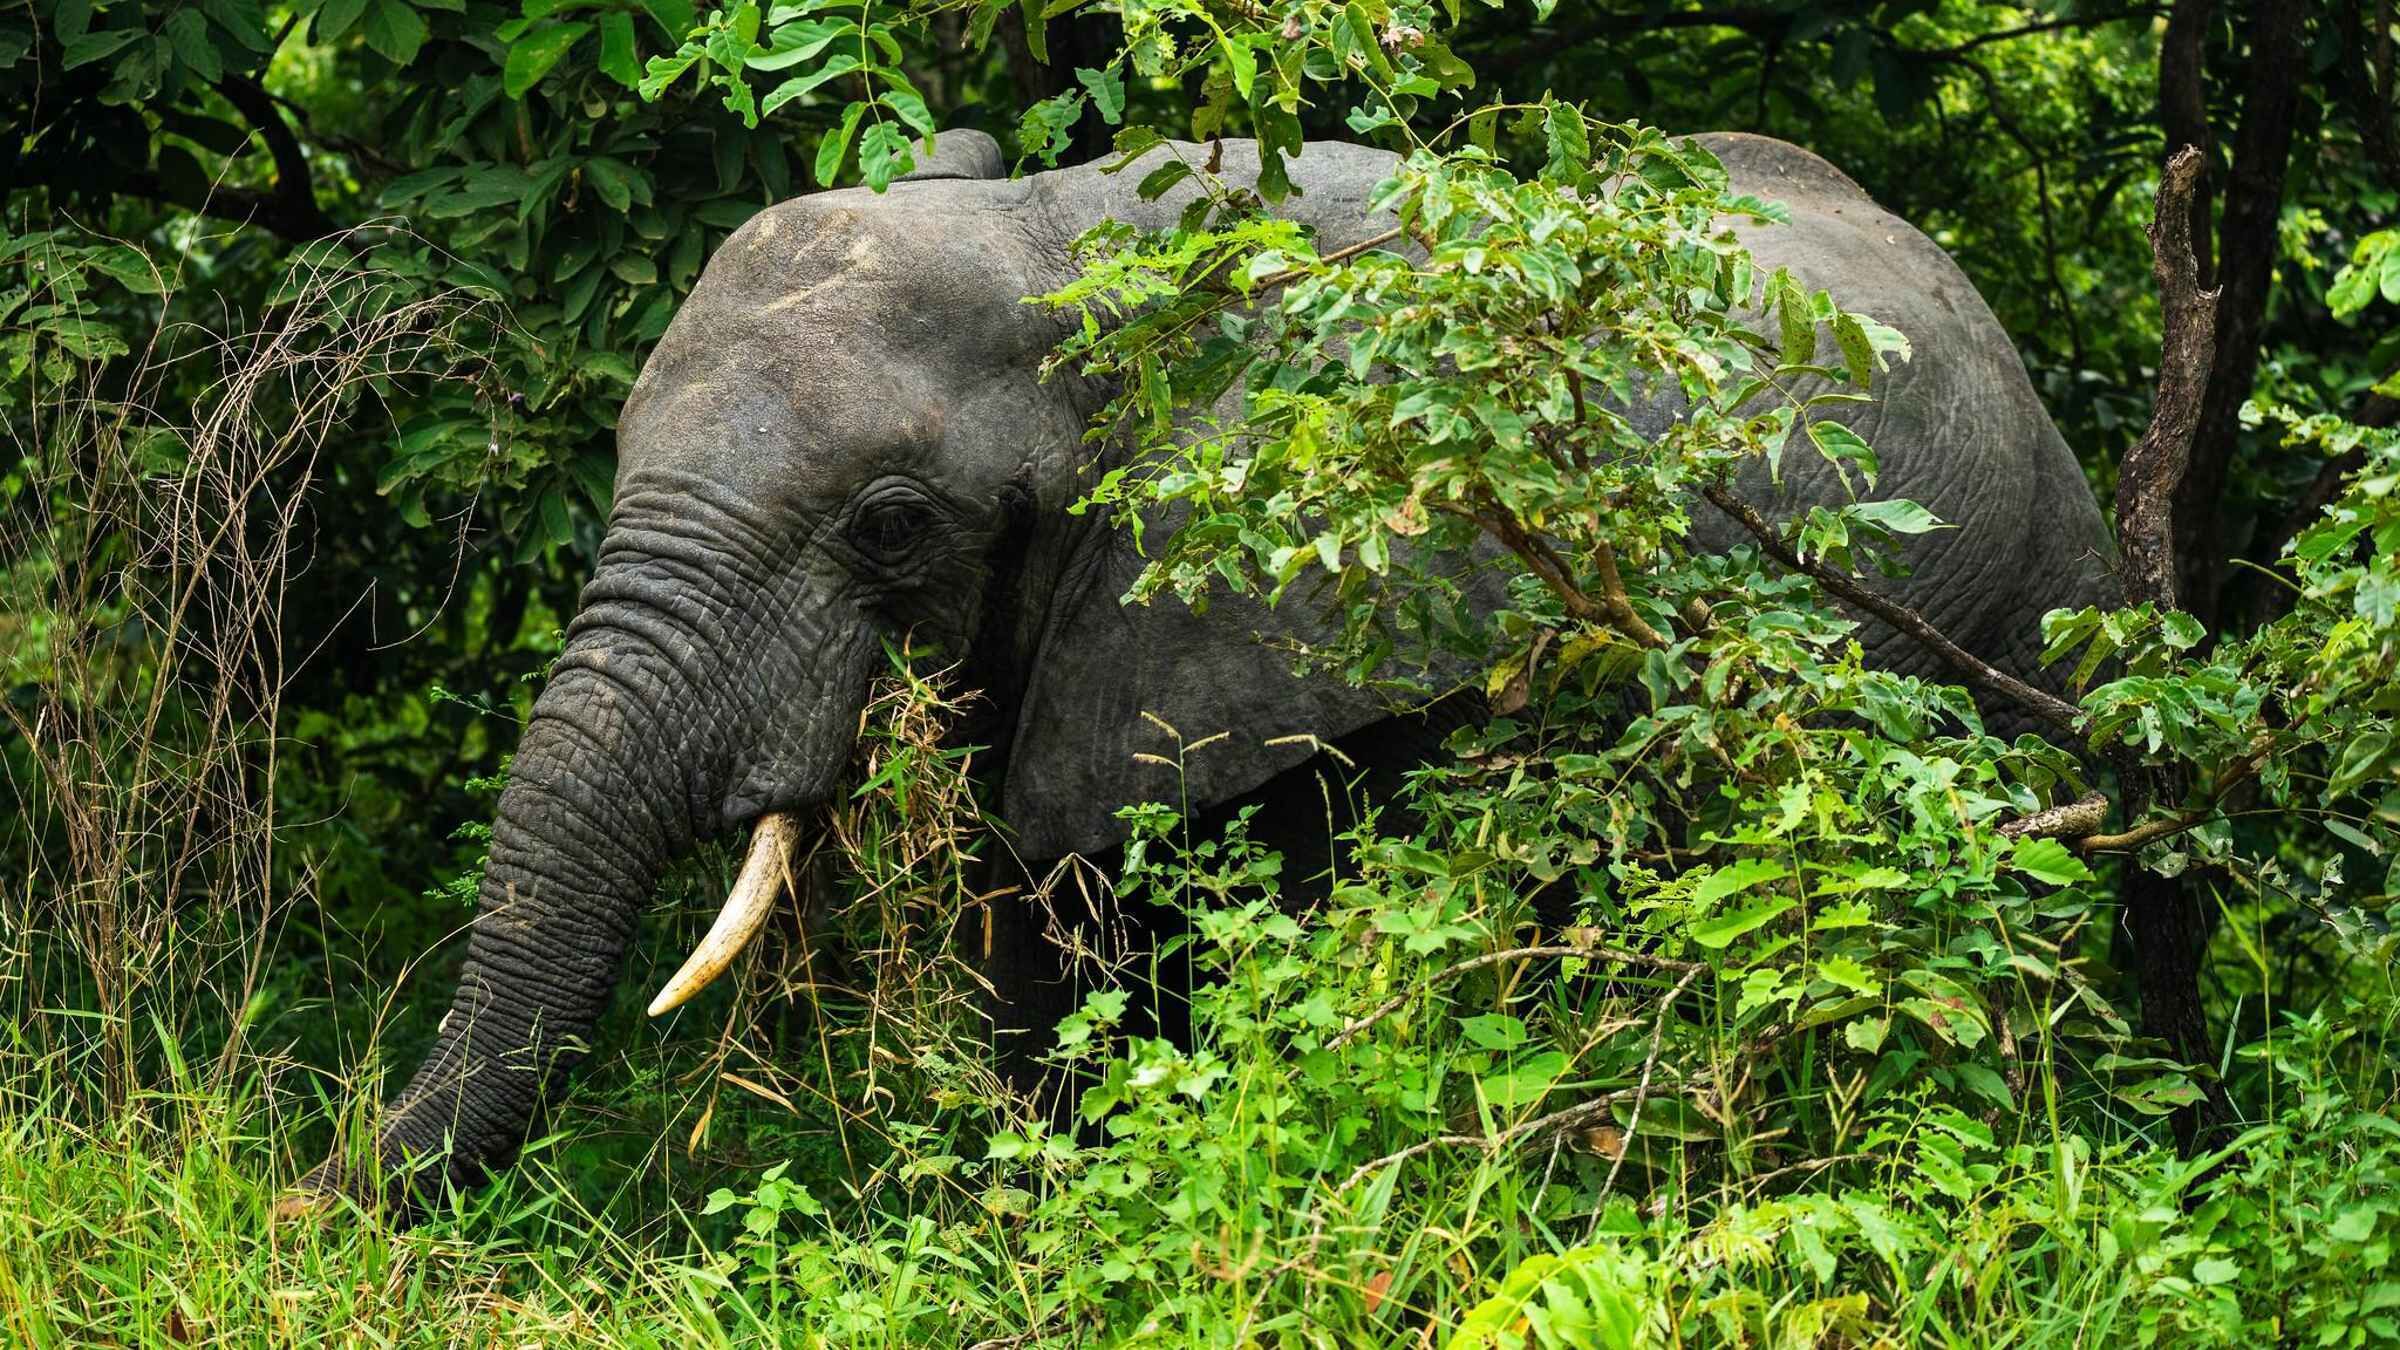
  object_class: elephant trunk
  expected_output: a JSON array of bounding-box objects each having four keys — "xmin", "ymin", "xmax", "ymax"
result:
[
  {"xmin": 288, "ymin": 501, "xmax": 876, "ymax": 1217},
  {"xmin": 332, "ymin": 652, "xmax": 690, "ymax": 1210}
]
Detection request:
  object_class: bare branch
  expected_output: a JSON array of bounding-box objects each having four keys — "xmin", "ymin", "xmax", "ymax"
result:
[
  {"xmin": 1998, "ymin": 791, "xmax": 2110, "ymax": 841},
  {"xmin": 2117, "ymin": 146, "xmax": 2220, "ymax": 611}
]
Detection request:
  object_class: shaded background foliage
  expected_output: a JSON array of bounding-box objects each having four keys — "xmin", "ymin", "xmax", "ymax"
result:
[{"xmin": 7, "ymin": 0, "xmax": 2400, "ymax": 1340}]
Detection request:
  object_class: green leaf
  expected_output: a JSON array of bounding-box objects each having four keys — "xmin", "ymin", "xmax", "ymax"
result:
[
  {"xmin": 1541, "ymin": 98, "xmax": 1589, "ymax": 183},
  {"xmin": 857, "ymin": 119, "xmax": 910, "ymax": 191},
  {"xmin": 596, "ymin": 11, "xmax": 638, "ymax": 86},
  {"xmin": 2332, "ymin": 1203, "xmax": 2382, "ymax": 1244},
  {"xmin": 1806, "ymin": 418, "xmax": 1879, "ymax": 490},
  {"xmin": 1690, "ymin": 898, "xmax": 1795, "ymax": 950},
  {"xmin": 1777, "ymin": 274, "xmax": 1817, "ymax": 366},
  {"xmin": 640, "ymin": 0, "xmax": 694, "ymax": 39},
  {"xmin": 1215, "ymin": 26, "xmax": 1255, "ymax": 100},
  {"xmin": 1846, "ymin": 498, "xmax": 1947, "ymax": 535},
  {"xmin": 1693, "ymin": 858, "xmax": 1788, "ymax": 906},
  {"xmin": 87, "ymin": 245, "xmax": 164, "ymax": 294},
  {"xmin": 2331, "ymin": 728, "xmax": 2395, "ymax": 796},
  {"xmin": 2332, "ymin": 260, "xmax": 2380, "ymax": 318},
  {"xmin": 361, "ymin": 0, "xmax": 428, "ymax": 64},
  {"xmin": 745, "ymin": 16, "xmax": 849, "ymax": 70},
  {"xmin": 1817, "ymin": 956, "xmax": 1881, "ymax": 996},
  {"xmin": 2010, "ymin": 836, "xmax": 2093, "ymax": 887},
  {"xmin": 582, "ymin": 156, "xmax": 646, "ymax": 212},
  {"xmin": 759, "ymin": 53, "xmax": 860, "ymax": 117},
  {"xmin": 1135, "ymin": 158, "xmax": 1192, "ymax": 201},
  {"xmin": 1832, "ymin": 312, "xmax": 1875, "ymax": 386},
  {"xmin": 163, "ymin": 9, "xmax": 221, "ymax": 81},
  {"xmin": 1017, "ymin": 0, "xmax": 1046, "ymax": 62},
  {"xmin": 881, "ymin": 86, "xmax": 936, "ymax": 138},
  {"xmin": 60, "ymin": 28, "xmax": 143, "ymax": 68},
  {"xmin": 1457, "ymin": 1014, "xmax": 1528, "ymax": 1051},
  {"xmin": 505, "ymin": 21, "xmax": 590, "ymax": 98},
  {"xmin": 812, "ymin": 99, "xmax": 867, "ymax": 186},
  {"xmin": 1479, "ymin": 1050, "xmax": 1567, "ymax": 1110},
  {"xmin": 1074, "ymin": 65, "xmax": 1126, "ymax": 125}
]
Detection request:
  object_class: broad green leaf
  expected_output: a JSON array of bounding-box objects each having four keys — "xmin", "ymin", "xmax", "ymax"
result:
[
  {"xmin": 1693, "ymin": 858, "xmax": 1788, "ymax": 905},
  {"xmin": 1689, "ymin": 898, "xmax": 1796, "ymax": 950},
  {"xmin": 1075, "ymin": 65, "xmax": 1126, "ymax": 125},
  {"xmin": 163, "ymin": 9, "xmax": 221, "ymax": 81},
  {"xmin": 596, "ymin": 11, "xmax": 638, "ymax": 86},
  {"xmin": 812, "ymin": 99, "xmax": 867, "ymax": 186},
  {"xmin": 361, "ymin": 0, "xmax": 428, "ymax": 64},
  {"xmin": 1832, "ymin": 312, "xmax": 1875, "ymax": 386},
  {"xmin": 505, "ymin": 21, "xmax": 590, "ymax": 98},
  {"xmin": 60, "ymin": 27, "xmax": 142, "ymax": 68},
  {"xmin": 2010, "ymin": 836, "xmax": 2093, "ymax": 886},
  {"xmin": 2330, "ymin": 728, "xmax": 2394, "ymax": 795},
  {"xmin": 745, "ymin": 17, "xmax": 849, "ymax": 70},
  {"xmin": 881, "ymin": 86, "xmax": 936, "ymax": 138},
  {"xmin": 857, "ymin": 120, "xmax": 910, "ymax": 191},
  {"xmin": 761, "ymin": 54, "xmax": 860, "ymax": 116},
  {"xmin": 1806, "ymin": 418, "xmax": 1879, "ymax": 489},
  {"xmin": 1817, "ymin": 956, "xmax": 1880, "ymax": 996}
]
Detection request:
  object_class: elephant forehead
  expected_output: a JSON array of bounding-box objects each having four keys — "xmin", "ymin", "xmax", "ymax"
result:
[{"xmin": 676, "ymin": 200, "xmax": 1050, "ymax": 359}]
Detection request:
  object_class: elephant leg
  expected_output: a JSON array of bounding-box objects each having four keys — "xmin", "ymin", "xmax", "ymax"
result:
[{"xmin": 978, "ymin": 694, "xmax": 1487, "ymax": 1125}]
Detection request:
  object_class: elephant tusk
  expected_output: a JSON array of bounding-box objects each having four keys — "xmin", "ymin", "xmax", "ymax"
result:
[{"xmin": 646, "ymin": 811, "xmax": 801, "ymax": 1017}]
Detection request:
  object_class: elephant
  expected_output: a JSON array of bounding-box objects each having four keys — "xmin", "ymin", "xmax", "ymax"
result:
[{"xmin": 286, "ymin": 127, "xmax": 2116, "ymax": 1214}]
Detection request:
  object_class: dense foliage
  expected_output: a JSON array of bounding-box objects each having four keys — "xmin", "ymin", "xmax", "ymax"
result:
[{"xmin": 8, "ymin": 0, "xmax": 2400, "ymax": 1345}]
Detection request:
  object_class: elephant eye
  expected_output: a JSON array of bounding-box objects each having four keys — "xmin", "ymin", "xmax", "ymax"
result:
[{"xmin": 852, "ymin": 497, "xmax": 930, "ymax": 559}]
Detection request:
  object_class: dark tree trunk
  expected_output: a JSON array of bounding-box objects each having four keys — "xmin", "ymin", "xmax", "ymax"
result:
[{"xmin": 2173, "ymin": 0, "xmax": 2313, "ymax": 623}]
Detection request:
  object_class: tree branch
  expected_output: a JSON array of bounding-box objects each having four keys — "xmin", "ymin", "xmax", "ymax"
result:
[
  {"xmin": 2118, "ymin": 145, "xmax": 2220, "ymax": 610},
  {"xmin": 1998, "ymin": 791, "xmax": 2110, "ymax": 840},
  {"xmin": 211, "ymin": 76, "xmax": 336, "ymax": 242},
  {"xmin": 1698, "ymin": 482, "xmax": 2085, "ymax": 737}
]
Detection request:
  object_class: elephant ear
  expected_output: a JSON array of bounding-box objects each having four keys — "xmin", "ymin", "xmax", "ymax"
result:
[{"xmin": 999, "ymin": 555, "xmax": 1405, "ymax": 862}]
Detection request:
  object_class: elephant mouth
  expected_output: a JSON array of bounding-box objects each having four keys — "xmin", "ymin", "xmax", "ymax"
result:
[{"xmin": 645, "ymin": 808, "xmax": 808, "ymax": 1016}]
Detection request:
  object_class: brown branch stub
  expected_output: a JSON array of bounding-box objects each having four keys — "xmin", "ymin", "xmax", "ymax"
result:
[
  {"xmin": 2118, "ymin": 145, "xmax": 2221, "ymax": 612},
  {"xmin": 1998, "ymin": 790, "xmax": 2110, "ymax": 840},
  {"xmin": 1699, "ymin": 482, "xmax": 2085, "ymax": 737}
]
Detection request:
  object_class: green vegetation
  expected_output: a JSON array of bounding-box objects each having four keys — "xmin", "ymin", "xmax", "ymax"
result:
[{"xmin": 9, "ymin": 0, "xmax": 2400, "ymax": 1344}]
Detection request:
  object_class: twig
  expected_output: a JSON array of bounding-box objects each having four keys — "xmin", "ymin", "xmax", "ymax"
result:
[
  {"xmin": 1733, "ymin": 1151, "xmax": 1870, "ymax": 1199},
  {"xmin": 1327, "ymin": 941, "xmax": 1703, "ymax": 1050},
  {"xmin": 1337, "ymin": 1090, "xmax": 1626, "ymax": 1193},
  {"xmin": 1249, "ymin": 226, "xmax": 1406, "ymax": 290},
  {"xmin": 1698, "ymin": 482, "xmax": 2084, "ymax": 736},
  {"xmin": 1600, "ymin": 965, "xmax": 1704, "ymax": 1199}
]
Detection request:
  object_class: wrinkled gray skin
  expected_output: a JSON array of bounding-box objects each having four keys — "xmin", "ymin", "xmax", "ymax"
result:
[{"xmin": 304, "ymin": 130, "xmax": 2115, "ymax": 1209}]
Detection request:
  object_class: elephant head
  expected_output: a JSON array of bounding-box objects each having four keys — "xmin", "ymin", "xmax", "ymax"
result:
[{"xmin": 295, "ymin": 133, "xmax": 1431, "ymax": 1211}]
